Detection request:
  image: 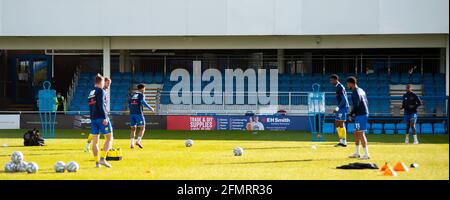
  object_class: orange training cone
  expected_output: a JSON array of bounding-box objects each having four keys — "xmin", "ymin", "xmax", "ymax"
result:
[
  {"xmin": 380, "ymin": 162, "xmax": 389, "ymax": 171},
  {"xmin": 393, "ymin": 162, "xmax": 409, "ymax": 172},
  {"xmin": 383, "ymin": 166, "xmax": 398, "ymax": 177}
]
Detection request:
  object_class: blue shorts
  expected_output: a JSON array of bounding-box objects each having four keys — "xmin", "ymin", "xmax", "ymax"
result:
[
  {"xmin": 354, "ymin": 115, "xmax": 368, "ymax": 132},
  {"xmin": 404, "ymin": 113, "xmax": 418, "ymax": 124},
  {"xmin": 335, "ymin": 109, "xmax": 348, "ymax": 121},
  {"xmin": 90, "ymin": 118, "xmax": 112, "ymax": 135},
  {"xmin": 130, "ymin": 114, "xmax": 145, "ymax": 127}
]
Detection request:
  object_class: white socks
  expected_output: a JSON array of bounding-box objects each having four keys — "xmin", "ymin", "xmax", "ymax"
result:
[
  {"xmin": 339, "ymin": 139, "xmax": 347, "ymax": 145},
  {"xmin": 131, "ymin": 136, "xmax": 143, "ymax": 144},
  {"xmin": 406, "ymin": 135, "xmax": 419, "ymax": 144},
  {"xmin": 355, "ymin": 145, "xmax": 360, "ymax": 155},
  {"xmin": 413, "ymin": 135, "xmax": 419, "ymax": 144},
  {"xmin": 363, "ymin": 146, "xmax": 369, "ymax": 157}
]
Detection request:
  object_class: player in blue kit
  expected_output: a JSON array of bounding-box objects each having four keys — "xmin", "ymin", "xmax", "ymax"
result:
[
  {"xmin": 88, "ymin": 74, "xmax": 113, "ymax": 168},
  {"xmin": 330, "ymin": 74, "xmax": 350, "ymax": 147},
  {"xmin": 402, "ymin": 84, "xmax": 422, "ymax": 144},
  {"xmin": 85, "ymin": 77, "xmax": 112, "ymax": 152},
  {"xmin": 346, "ymin": 76, "xmax": 371, "ymax": 160},
  {"xmin": 129, "ymin": 84, "xmax": 155, "ymax": 149}
]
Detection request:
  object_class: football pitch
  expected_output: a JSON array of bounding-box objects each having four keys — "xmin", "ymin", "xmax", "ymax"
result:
[{"xmin": 0, "ymin": 129, "xmax": 448, "ymax": 180}]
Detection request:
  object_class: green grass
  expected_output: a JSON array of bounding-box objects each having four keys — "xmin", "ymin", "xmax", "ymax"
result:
[{"xmin": 0, "ymin": 129, "xmax": 448, "ymax": 180}]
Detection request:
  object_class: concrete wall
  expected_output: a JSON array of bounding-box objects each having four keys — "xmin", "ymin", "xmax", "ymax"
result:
[{"xmin": 0, "ymin": 0, "xmax": 448, "ymax": 36}]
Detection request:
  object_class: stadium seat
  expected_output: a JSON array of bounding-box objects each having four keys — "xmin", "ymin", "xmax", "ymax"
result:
[
  {"xmin": 134, "ymin": 73, "xmax": 144, "ymax": 83},
  {"xmin": 371, "ymin": 123, "xmax": 383, "ymax": 134},
  {"xmin": 419, "ymin": 123, "xmax": 433, "ymax": 135},
  {"xmin": 411, "ymin": 74, "xmax": 422, "ymax": 84},
  {"xmin": 390, "ymin": 74, "xmax": 400, "ymax": 84},
  {"xmin": 433, "ymin": 123, "xmax": 446, "ymax": 134},
  {"xmin": 347, "ymin": 123, "xmax": 355, "ymax": 133},
  {"xmin": 384, "ymin": 123, "xmax": 396, "ymax": 134},
  {"xmin": 323, "ymin": 123, "xmax": 335, "ymax": 134},
  {"xmin": 396, "ymin": 123, "xmax": 407, "ymax": 134},
  {"xmin": 153, "ymin": 74, "xmax": 164, "ymax": 83}
]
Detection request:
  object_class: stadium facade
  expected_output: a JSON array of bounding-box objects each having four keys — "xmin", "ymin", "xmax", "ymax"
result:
[{"xmin": 0, "ymin": 0, "xmax": 448, "ymax": 133}]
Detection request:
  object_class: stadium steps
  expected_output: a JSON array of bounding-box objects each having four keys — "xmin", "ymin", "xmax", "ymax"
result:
[{"xmin": 142, "ymin": 83, "xmax": 162, "ymax": 114}]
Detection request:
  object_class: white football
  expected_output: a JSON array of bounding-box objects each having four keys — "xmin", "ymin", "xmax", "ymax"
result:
[
  {"xmin": 11, "ymin": 151, "xmax": 24, "ymax": 163},
  {"xmin": 26, "ymin": 162, "xmax": 39, "ymax": 174},
  {"xmin": 17, "ymin": 161, "xmax": 28, "ymax": 172},
  {"xmin": 12, "ymin": 163, "xmax": 21, "ymax": 172},
  {"xmin": 54, "ymin": 161, "xmax": 66, "ymax": 173},
  {"xmin": 233, "ymin": 147, "xmax": 244, "ymax": 156},
  {"xmin": 185, "ymin": 139, "xmax": 194, "ymax": 147},
  {"xmin": 66, "ymin": 161, "xmax": 79, "ymax": 172},
  {"xmin": 4, "ymin": 162, "xmax": 15, "ymax": 173}
]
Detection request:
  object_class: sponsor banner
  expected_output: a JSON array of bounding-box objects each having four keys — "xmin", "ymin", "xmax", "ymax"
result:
[
  {"xmin": 216, "ymin": 115, "xmax": 310, "ymax": 131},
  {"xmin": 0, "ymin": 115, "xmax": 20, "ymax": 129},
  {"xmin": 167, "ymin": 116, "xmax": 216, "ymax": 130},
  {"xmin": 20, "ymin": 114, "xmax": 166, "ymax": 130},
  {"xmin": 167, "ymin": 115, "xmax": 309, "ymax": 131}
]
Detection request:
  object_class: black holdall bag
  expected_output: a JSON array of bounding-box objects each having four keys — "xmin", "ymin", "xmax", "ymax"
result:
[
  {"xmin": 23, "ymin": 128, "xmax": 45, "ymax": 146},
  {"xmin": 336, "ymin": 162, "xmax": 379, "ymax": 170}
]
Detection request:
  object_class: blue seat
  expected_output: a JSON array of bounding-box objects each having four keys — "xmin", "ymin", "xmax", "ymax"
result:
[
  {"xmin": 143, "ymin": 74, "xmax": 154, "ymax": 83},
  {"xmin": 384, "ymin": 124, "xmax": 396, "ymax": 134},
  {"xmin": 153, "ymin": 75, "xmax": 164, "ymax": 83},
  {"xmin": 134, "ymin": 73, "xmax": 144, "ymax": 83},
  {"xmin": 390, "ymin": 74, "xmax": 400, "ymax": 84},
  {"xmin": 347, "ymin": 123, "xmax": 355, "ymax": 133},
  {"xmin": 279, "ymin": 81, "xmax": 290, "ymax": 87},
  {"xmin": 399, "ymin": 74, "xmax": 410, "ymax": 84},
  {"xmin": 290, "ymin": 74, "xmax": 302, "ymax": 82},
  {"xmin": 397, "ymin": 123, "xmax": 407, "ymax": 134},
  {"xmin": 434, "ymin": 123, "xmax": 446, "ymax": 134},
  {"xmin": 411, "ymin": 74, "xmax": 422, "ymax": 84},
  {"xmin": 371, "ymin": 123, "xmax": 383, "ymax": 134},
  {"xmin": 323, "ymin": 123, "xmax": 335, "ymax": 134},
  {"xmin": 279, "ymin": 86, "xmax": 290, "ymax": 92},
  {"xmin": 290, "ymin": 86, "xmax": 302, "ymax": 92},
  {"xmin": 419, "ymin": 123, "xmax": 433, "ymax": 134}
]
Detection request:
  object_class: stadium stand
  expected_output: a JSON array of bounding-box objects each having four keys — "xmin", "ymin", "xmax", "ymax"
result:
[
  {"xmin": 68, "ymin": 72, "xmax": 131, "ymax": 114},
  {"xmin": 67, "ymin": 71, "xmax": 447, "ymax": 134}
]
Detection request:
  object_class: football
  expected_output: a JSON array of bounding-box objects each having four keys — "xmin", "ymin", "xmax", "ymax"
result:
[
  {"xmin": 17, "ymin": 161, "xmax": 28, "ymax": 172},
  {"xmin": 4, "ymin": 162, "xmax": 15, "ymax": 173},
  {"xmin": 66, "ymin": 161, "xmax": 80, "ymax": 172},
  {"xmin": 26, "ymin": 162, "xmax": 39, "ymax": 174},
  {"xmin": 11, "ymin": 151, "xmax": 24, "ymax": 163},
  {"xmin": 185, "ymin": 139, "xmax": 194, "ymax": 147},
  {"xmin": 233, "ymin": 147, "xmax": 244, "ymax": 156},
  {"xmin": 54, "ymin": 161, "xmax": 66, "ymax": 173}
]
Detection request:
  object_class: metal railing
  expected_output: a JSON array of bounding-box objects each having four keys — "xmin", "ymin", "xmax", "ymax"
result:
[
  {"xmin": 2, "ymin": 93, "xmax": 446, "ymax": 117},
  {"xmin": 66, "ymin": 66, "xmax": 81, "ymax": 109},
  {"xmin": 156, "ymin": 91, "xmax": 448, "ymax": 116}
]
